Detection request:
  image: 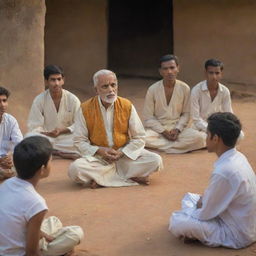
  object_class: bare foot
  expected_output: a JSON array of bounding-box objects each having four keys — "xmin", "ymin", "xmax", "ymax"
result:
[
  {"xmin": 90, "ymin": 180, "xmax": 103, "ymax": 189},
  {"xmin": 131, "ymin": 176, "xmax": 150, "ymax": 185}
]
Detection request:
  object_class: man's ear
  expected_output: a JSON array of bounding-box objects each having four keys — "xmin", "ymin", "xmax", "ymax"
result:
[
  {"xmin": 212, "ymin": 134, "xmax": 220, "ymax": 143},
  {"xmin": 38, "ymin": 165, "xmax": 46, "ymax": 177},
  {"xmin": 44, "ymin": 79, "xmax": 49, "ymax": 90},
  {"xmin": 94, "ymin": 86, "xmax": 98, "ymax": 95},
  {"xmin": 158, "ymin": 68, "xmax": 162, "ymax": 77}
]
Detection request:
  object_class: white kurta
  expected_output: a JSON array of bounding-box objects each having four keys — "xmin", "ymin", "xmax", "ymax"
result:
[
  {"xmin": 169, "ymin": 148, "xmax": 256, "ymax": 249},
  {"xmin": 0, "ymin": 113, "xmax": 23, "ymax": 156},
  {"xmin": 68, "ymin": 96, "xmax": 162, "ymax": 187},
  {"xmin": 143, "ymin": 80, "xmax": 206, "ymax": 153},
  {"xmin": 26, "ymin": 89, "xmax": 80, "ymax": 154},
  {"xmin": 191, "ymin": 81, "xmax": 233, "ymax": 132}
]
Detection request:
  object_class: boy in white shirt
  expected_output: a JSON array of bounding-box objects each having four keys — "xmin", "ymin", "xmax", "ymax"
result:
[
  {"xmin": 0, "ymin": 136, "xmax": 84, "ymax": 256},
  {"xmin": 190, "ymin": 59, "xmax": 232, "ymax": 132},
  {"xmin": 169, "ymin": 112, "xmax": 256, "ymax": 248},
  {"xmin": 0, "ymin": 86, "xmax": 23, "ymax": 180}
]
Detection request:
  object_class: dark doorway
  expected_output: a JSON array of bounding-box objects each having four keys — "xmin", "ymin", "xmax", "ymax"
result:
[{"xmin": 108, "ymin": 0, "xmax": 173, "ymax": 78}]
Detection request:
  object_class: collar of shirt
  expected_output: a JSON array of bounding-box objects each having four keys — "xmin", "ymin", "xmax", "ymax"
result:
[
  {"xmin": 214, "ymin": 148, "xmax": 237, "ymax": 168},
  {"xmin": 0, "ymin": 113, "xmax": 6, "ymax": 125},
  {"xmin": 201, "ymin": 80, "xmax": 224, "ymax": 92},
  {"xmin": 10, "ymin": 177, "xmax": 35, "ymax": 192}
]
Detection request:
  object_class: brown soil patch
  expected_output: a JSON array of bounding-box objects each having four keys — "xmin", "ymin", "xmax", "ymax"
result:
[{"xmin": 30, "ymin": 79, "xmax": 256, "ymax": 255}]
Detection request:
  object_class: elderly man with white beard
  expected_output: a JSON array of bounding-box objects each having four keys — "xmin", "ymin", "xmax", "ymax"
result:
[{"xmin": 68, "ymin": 69, "xmax": 162, "ymax": 188}]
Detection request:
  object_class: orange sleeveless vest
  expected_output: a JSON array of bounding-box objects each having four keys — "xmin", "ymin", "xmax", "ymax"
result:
[{"xmin": 81, "ymin": 96, "xmax": 132, "ymax": 149}]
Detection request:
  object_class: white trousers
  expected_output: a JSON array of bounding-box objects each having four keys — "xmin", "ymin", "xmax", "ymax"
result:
[
  {"xmin": 169, "ymin": 193, "xmax": 235, "ymax": 248},
  {"xmin": 68, "ymin": 149, "xmax": 162, "ymax": 187},
  {"xmin": 40, "ymin": 216, "xmax": 84, "ymax": 256}
]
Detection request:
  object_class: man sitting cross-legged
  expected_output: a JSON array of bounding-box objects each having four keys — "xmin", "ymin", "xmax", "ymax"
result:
[
  {"xmin": 169, "ymin": 112, "xmax": 256, "ymax": 249},
  {"xmin": 26, "ymin": 65, "xmax": 81, "ymax": 159},
  {"xmin": 68, "ymin": 69, "xmax": 162, "ymax": 188},
  {"xmin": 0, "ymin": 86, "xmax": 23, "ymax": 180},
  {"xmin": 143, "ymin": 54, "xmax": 206, "ymax": 153}
]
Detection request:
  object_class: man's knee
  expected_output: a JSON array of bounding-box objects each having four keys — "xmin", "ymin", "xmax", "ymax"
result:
[
  {"xmin": 196, "ymin": 131, "xmax": 207, "ymax": 145},
  {"xmin": 68, "ymin": 160, "xmax": 92, "ymax": 185},
  {"xmin": 169, "ymin": 213, "xmax": 186, "ymax": 237},
  {"xmin": 150, "ymin": 152, "xmax": 163, "ymax": 169},
  {"xmin": 64, "ymin": 225, "xmax": 84, "ymax": 244},
  {"xmin": 68, "ymin": 161, "xmax": 78, "ymax": 181}
]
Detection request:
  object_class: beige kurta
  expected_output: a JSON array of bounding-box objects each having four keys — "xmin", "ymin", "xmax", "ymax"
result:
[
  {"xmin": 26, "ymin": 89, "xmax": 80, "ymax": 154},
  {"xmin": 143, "ymin": 80, "xmax": 206, "ymax": 153},
  {"xmin": 68, "ymin": 96, "xmax": 162, "ymax": 187},
  {"xmin": 190, "ymin": 80, "xmax": 233, "ymax": 132}
]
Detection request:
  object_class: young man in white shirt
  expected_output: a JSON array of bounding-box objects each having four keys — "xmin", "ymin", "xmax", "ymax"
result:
[
  {"xmin": 0, "ymin": 86, "xmax": 23, "ymax": 180},
  {"xmin": 0, "ymin": 136, "xmax": 84, "ymax": 256},
  {"xmin": 190, "ymin": 59, "xmax": 232, "ymax": 132},
  {"xmin": 27, "ymin": 65, "xmax": 81, "ymax": 159},
  {"xmin": 169, "ymin": 112, "xmax": 256, "ymax": 248},
  {"xmin": 143, "ymin": 54, "xmax": 206, "ymax": 153}
]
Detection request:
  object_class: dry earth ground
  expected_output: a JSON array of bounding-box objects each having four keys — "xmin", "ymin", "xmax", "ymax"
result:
[{"xmin": 32, "ymin": 78, "xmax": 256, "ymax": 256}]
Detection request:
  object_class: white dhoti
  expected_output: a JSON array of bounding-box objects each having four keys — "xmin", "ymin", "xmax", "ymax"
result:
[
  {"xmin": 169, "ymin": 193, "xmax": 234, "ymax": 248},
  {"xmin": 40, "ymin": 216, "xmax": 84, "ymax": 256},
  {"xmin": 25, "ymin": 131, "xmax": 80, "ymax": 155},
  {"xmin": 145, "ymin": 127, "xmax": 206, "ymax": 154},
  {"xmin": 68, "ymin": 149, "xmax": 162, "ymax": 187}
]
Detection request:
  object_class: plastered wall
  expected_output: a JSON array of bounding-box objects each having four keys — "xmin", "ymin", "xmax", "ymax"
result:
[
  {"xmin": 173, "ymin": 0, "xmax": 256, "ymax": 92},
  {"xmin": 0, "ymin": 0, "xmax": 45, "ymax": 132},
  {"xmin": 45, "ymin": 0, "xmax": 108, "ymax": 96}
]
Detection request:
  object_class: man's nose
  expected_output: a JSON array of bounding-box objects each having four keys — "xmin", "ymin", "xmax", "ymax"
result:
[
  {"xmin": 167, "ymin": 68, "xmax": 173, "ymax": 74},
  {"xmin": 108, "ymin": 85, "xmax": 114, "ymax": 92},
  {"xmin": 54, "ymin": 80, "xmax": 60, "ymax": 85}
]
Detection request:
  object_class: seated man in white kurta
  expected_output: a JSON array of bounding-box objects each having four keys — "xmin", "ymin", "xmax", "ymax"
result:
[
  {"xmin": 143, "ymin": 54, "xmax": 206, "ymax": 153},
  {"xmin": 68, "ymin": 69, "xmax": 162, "ymax": 188},
  {"xmin": 169, "ymin": 112, "xmax": 256, "ymax": 249},
  {"xmin": 26, "ymin": 65, "xmax": 80, "ymax": 159},
  {"xmin": 0, "ymin": 86, "xmax": 23, "ymax": 180},
  {"xmin": 191, "ymin": 59, "xmax": 233, "ymax": 132}
]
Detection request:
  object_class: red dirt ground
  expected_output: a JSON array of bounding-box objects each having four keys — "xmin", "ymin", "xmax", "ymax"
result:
[{"xmin": 29, "ymin": 79, "xmax": 256, "ymax": 256}]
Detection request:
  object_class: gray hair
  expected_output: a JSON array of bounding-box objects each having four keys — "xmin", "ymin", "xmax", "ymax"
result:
[{"xmin": 93, "ymin": 69, "xmax": 117, "ymax": 87}]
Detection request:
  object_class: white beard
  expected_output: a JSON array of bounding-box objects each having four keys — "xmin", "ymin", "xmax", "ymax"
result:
[{"xmin": 101, "ymin": 94, "xmax": 117, "ymax": 104}]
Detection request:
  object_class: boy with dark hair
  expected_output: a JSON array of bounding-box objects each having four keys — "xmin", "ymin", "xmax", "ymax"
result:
[
  {"xmin": 26, "ymin": 65, "xmax": 81, "ymax": 159},
  {"xmin": 0, "ymin": 86, "xmax": 23, "ymax": 180},
  {"xmin": 0, "ymin": 136, "xmax": 84, "ymax": 256},
  {"xmin": 169, "ymin": 112, "xmax": 256, "ymax": 249},
  {"xmin": 190, "ymin": 58, "xmax": 233, "ymax": 132},
  {"xmin": 44, "ymin": 65, "xmax": 64, "ymax": 81}
]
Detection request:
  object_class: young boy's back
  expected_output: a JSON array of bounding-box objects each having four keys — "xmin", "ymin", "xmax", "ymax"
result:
[
  {"xmin": 0, "ymin": 176, "xmax": 47, "ymax": 255},
  {"xmin": 0, "ymin": 136, "xmax": 84, "ymax": 256}
]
